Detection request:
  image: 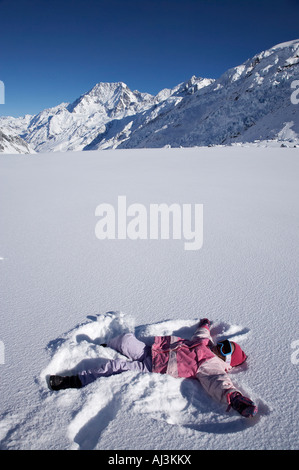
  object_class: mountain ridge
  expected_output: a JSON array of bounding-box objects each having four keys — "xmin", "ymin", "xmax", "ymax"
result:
[{"xmin": 0, "ymin": 39, "xmax": 298, "ymax": 153}]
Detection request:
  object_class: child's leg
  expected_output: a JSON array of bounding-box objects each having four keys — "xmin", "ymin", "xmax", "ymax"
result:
[
  {"xmin": 107, "ymin": 333, "xmax": 148, "ymax": 361},
  {"xmin": 78, "ymin": 357, "xmax": 150, "ymax": 387}
]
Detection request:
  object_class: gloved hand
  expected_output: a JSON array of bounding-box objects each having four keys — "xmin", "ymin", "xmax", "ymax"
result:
[
  {"xmin": 198, "ymin": 318, "xmax": 211, "ymax": 328},
  {"xmin": 227, "ymin": 392, "xmax": 258, "ymax": 418}
]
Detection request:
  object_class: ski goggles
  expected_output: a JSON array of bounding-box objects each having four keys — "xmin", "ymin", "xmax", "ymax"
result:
[{"xmin": 217, "ymin": 340, "xmax": 232, "ymax": 364}]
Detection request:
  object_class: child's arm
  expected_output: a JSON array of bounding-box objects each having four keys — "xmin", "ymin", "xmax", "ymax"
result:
[
  {"xmin": 191, "ymin": 318, "xmax": 212, "ymax": 343},
  {"xmin": 196, "ymin": 356, "xmax": 258, "ymax": 417},
  {"xmin": 196, "ymin": 356, "xmax": 237, "ymax": 404}
]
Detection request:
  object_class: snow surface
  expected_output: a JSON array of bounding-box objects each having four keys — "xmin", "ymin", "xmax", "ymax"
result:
[{"xmin": 0, "ymin": 146, "xmax": 298, "ymax": 450}]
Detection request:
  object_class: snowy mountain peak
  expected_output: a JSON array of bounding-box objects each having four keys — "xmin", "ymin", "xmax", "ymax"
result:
[
  {"xmin": 270, "ymin": 38, "xmax": 299, "ymax": 51},
  {"xmin": 220, "ymin": 38, "xmax": 299, "ymax": 86},
  {"xmin": 180, "ymin": 75, "xmax": 215, "ymax": 94},
  {"xmin": 67, "ymin": 81, "xmax": 154, "ymax": 116}
]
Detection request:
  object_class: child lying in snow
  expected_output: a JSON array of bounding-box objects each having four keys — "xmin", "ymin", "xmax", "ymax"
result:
[{"xmin": 49, "ymin": 319, "xmax": 258, "ymax": 418}]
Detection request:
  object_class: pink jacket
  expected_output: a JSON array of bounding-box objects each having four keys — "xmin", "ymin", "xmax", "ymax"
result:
[
  {"xmin": 151, "ymin": 325, "xmax": 215, "ymax": 378},
  {"xmin": 151, "ymin": 324, "xmax": 238, "ymax": 404}
]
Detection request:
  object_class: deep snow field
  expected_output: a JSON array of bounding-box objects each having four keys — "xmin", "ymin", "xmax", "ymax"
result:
[{"xmin": 0, "ymin": 146, "xmax": 298, "ymax": 451}]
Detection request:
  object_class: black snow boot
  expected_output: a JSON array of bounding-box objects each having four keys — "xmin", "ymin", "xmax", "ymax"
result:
[{"xmin": 49, "ymin": 375, "xmax": 82, "ymax": 391}]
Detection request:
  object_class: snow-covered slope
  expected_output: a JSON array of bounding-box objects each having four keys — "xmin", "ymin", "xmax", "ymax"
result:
[
  {"xmin": 84, "ymin": 76, "xmax": 214, "ymax": 150},
  {"xmin": 110, "ymin": 39, "xmax": 299, "ymax": 149},
  {"xmin": 0, "ymin": 146, "xmax": 298, "ymax": 450},
  {"xmin": 1, "ymin": 39, "xmax": 298, "ymax": 153},
  {"xmin": 0, "ymin": 128, "xmax": 35, "ymax": 154}
]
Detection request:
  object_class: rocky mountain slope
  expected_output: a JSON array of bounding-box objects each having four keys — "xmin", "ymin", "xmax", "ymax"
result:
[{"xmin": 0, "ymin": 129, "xmax": 35, "ymax": 154}]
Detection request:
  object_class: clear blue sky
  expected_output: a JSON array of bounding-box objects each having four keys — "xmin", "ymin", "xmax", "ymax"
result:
[{"xmin": 0, "ymin": 0, "xmax": 298, "ymax": 117}]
